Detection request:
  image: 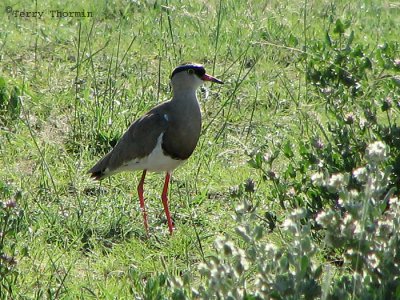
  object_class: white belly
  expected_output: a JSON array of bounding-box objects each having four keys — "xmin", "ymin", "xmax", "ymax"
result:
[{"xmin": 118, "ymin": 133, "xmax": 185, "ymax": 173}]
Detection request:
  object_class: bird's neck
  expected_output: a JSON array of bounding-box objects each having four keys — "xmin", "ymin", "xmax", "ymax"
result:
[{"xmin": 171, "ymin": 88, "xmax": 198, "ymax": 104}]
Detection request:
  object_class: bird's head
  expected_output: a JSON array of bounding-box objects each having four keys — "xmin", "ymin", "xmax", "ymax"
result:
[{"xmin": 170, "ymin": 63, "xmax": 223, "ymax": 91}]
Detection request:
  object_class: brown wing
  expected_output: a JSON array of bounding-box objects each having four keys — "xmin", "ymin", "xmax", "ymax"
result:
[{"xmin": 88, "ymin": 103, "xmax": 170, "ymax": 180}]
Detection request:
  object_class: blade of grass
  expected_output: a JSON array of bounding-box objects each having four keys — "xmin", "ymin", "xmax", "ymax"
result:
[{"xmin": 212, "ymin": 0, "xmax": 223, "ymax": 75}]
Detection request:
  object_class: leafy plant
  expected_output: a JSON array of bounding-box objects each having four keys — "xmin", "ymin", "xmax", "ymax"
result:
[
  {"xmin": 0, "ymin": 181, "xmax": 23, "ymax": 297},
  {"xmin": 0, "ymin": 78, "xmax": 21, "ymax": 125},
  {"xmin": 247, "ymin": 18, "xmax": 400, "ymax": 228},
  {"xmin": 168, "ymin": 141, "xmax": 399, "ymax": 299}
]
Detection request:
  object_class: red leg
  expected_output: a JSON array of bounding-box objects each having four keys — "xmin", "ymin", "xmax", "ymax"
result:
[
  {"xmin": 161, "ymin": 172, "xmax": 174, "ymax": 234},
  {"xmin": 137, "ymin": 170, "xmax": 149, "ymax": 235}
]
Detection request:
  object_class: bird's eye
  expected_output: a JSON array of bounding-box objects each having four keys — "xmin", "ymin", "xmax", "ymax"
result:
[{"xmin": 187, "ymin": 69, "xmax": 194, "ymax": 75}]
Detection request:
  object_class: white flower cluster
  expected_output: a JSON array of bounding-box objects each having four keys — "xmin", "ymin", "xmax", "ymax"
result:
[{"xmin": 365, "ymin": 141, "xmax": 387, "ymax": 164}]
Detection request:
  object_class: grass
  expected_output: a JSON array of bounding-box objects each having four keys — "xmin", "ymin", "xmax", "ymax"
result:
[{"xmin": 1, "ymin": 0, "xmax": 399, "ymax": 298}]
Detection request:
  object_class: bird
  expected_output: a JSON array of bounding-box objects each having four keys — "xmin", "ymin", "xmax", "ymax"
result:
[{"xmin": 88, "ymin": 63, "xmax": 224, "ymax": 235}]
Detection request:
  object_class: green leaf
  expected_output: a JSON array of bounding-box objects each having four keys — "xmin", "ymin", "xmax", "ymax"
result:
[
  {"xmin": 279, "ymin": 255, "xmax": 289, "ymax": 272},
  {"xmin": 299, "ymin": 141, "xmax": 309, "ymax": 156},
  {"xmin": 248, "ymin": 152, "xmax": 263, "ymax": 169},
  {"xmin": 288, "ymin": 34, "xmax": 298, "ymax": 46},
  {"xmin": 283, "ymin": 141, "xmax": 294, "ymax": 158},
  {"xmin": 300, "ymin": 255, "xmax": 309, "ymax": 278},
  {"xmin": 0, "ymin": 77, "xmax": 7, "ymax": 109},
  {"xmin": 362, "ymin": 57, "xmax": 372, "ymax": 69},
  {"xmin": 351, "ymin": 45, "xmax": 363, "ymax": 57},
  {"xmin": 248, "ymin": 158, "xmax": 257, "ymax": 169},
  {"xmin": 301, "ymin": 237, "xmax": 312, "ymax": 252},
  {"xmin": 253, "ymin": 226, "xmax": 263, "ymax": 240},
  {"xmin": 333, "ymin": 19, "xmax": 345, "ymax": 34},
  {"xmin": 392, "ymin": 76, "xmax": 400, "ymax": 87},
  {"xmin": 325, "ymin": 32, "xmax": 332, "ymax": 47},
  {"xmin": 255, "ymin": 152, "xmax": 263, "ymax": 167},
  {"xmin": 346, "ymin": 30, "xmax": 354, "ymax": 48},
  {"xmin": 285, "ymin": 164, "xmax": 296, "ymax": 178},
  {"xmin": 8, "ymin": 87, "xmax": 21, "ymax": 120},
  {"xmin": 314, "ymin": 265, "xmax": 323, "ymax": 279},
  {"xmin": 0, "ymin": 77, "xmax": 6, "ymax": 89},
  {"xmin": 344, "ymin": 19, "xmax": 352, "ymax": 29},
  {"xmin": 172, "ymin": 289, "xmax": 186, "ymax": 300}
]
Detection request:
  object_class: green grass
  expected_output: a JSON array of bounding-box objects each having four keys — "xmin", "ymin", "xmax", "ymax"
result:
[{"xmin": 1, "ymin": 0, "xmax": 399, "ymax": 298}]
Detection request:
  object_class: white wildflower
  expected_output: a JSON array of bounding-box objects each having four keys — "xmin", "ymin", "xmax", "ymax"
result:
[
  {"xmin": 389, "ymin": 197, "xmax": 399, "ymax": 211},
  {"xmin": 342, "ymin": 213, "xmax": 353, "ymax": 225},
  {"xmin": 353, "ymin": 167, "xmax": 367, "ymax": 182},
  {"xmin": 234, "ymin": 249, "xmax": 249, "ymax": 275},
  {"xmin": 377, "ymin": 220, "xmax": 392, "ymax": 237},
  {"xmin": 328, "ymin": 173, "xmax": 345, "ymax": 190},
  {"xmin": 316, "ymin": 210, "xmax": 336, "ymax": 227},
  {"xmin": 367, "ymin": 253, "xmax": 380, "ymax": 269},
  {"xmin": 348, "ymin": 189, "xmax": 359, "ymax": 200},
  {"xmin": 311, "ymin": 172, "xmax": 325, "ymax": 186},
  {"xmin": 263, "ymin": 243, "xmax": 277, "ymax": 255},
  {"xmin": 198, "ymin": 263, "xmax": 211, "ymax": 276},
  {"xmin": 286, "ymin": 187, "xmax": 296, "ymax": 197},
  {"xmin": 291, "ymin": 208, "xmax": 306, "ymax": 220},
  {"xmin": 282, "ymin": 218, "xmax": 297, "ymax": 233},
  {"xmin": 235, "ymin": 202, "xmax": 246, "ymax": 214},
  {"xmin": 339, "ymin": 189, "xmax": 359, "ymax": 206},
  {"xmin": 353, "ymin": 221, "xmax": 362, "ymax": 235},
  {"xmin": 365, "ymin": 141, "xmax": 387, "ymax": 164},
  {"xmin": 214, "ymin": 236, "xmax": 225, "ymax": 250},
  {"xmin": 393, "ymin": 75, "xmax": 400, "ymax": 86},
  {"xmin": 316, "ymin": 211, "xmax": 327, "ymax": 225},
  {"xmin": 389, "ymin": 197, "xmax": 399, "ymax": 205},
  {"xmin": 263, "ymin": 152, "xmax": 273, "ymax": 163},
  {"xmin": 359, "ymin": 117, "xmax": 367, "ymax": 130}
]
